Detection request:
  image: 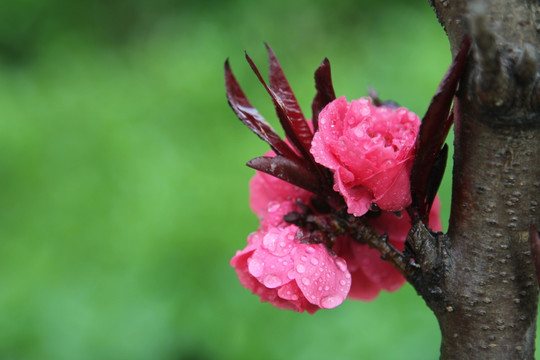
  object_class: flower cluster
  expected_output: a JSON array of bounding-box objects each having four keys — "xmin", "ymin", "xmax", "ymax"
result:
[
  {"xmin": 226, "ymin": 46, "xmax": 449, "ymax": 313},
  {"xmin": 231, "ymin": 193, "xmax": 352, "ymax": 313},
  {"xmin": 232, "ymin": 147, "xmax": 441, "ymax": 312},
  {"xmin": 311, "ymin": 96, "xmax": 420, "ymax": 217}
]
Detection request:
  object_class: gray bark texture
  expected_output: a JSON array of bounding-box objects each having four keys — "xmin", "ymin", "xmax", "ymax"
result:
[{"xmin": 413, "ymin": 1, "xmax": 540, "ymax": 358}]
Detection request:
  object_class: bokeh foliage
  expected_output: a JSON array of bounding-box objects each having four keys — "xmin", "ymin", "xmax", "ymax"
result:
[{"xmin": 0, "ymin": 1, "xmax": 530, "ymax": 359}]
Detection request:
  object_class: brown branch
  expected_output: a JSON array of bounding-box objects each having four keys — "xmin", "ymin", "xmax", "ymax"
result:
[
  {"xmin": 426, "ymin": 1, "xmax": 540, "ymax": 359},
  {"xmin": 349, "ymin": 220, "xmax": 416, "ymax": 280}
]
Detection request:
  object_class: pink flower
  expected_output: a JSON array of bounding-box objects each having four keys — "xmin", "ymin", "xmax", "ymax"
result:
[
  {"xmin": 333, "ymin": 196, "xmax": 442, "ymax": 300},
  {"xmin": 311, "ymin": 96, "xmax": 420, "ymax": 217},
  {"xmin": 249, "ymin": 152, "xmax": 313, "ymax": 218},
  {"xmin": 230, "ymin": 202, "xmax": 352, "ymax": 313}
]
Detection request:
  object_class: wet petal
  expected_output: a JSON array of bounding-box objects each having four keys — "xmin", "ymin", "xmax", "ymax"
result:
[{"xmin": 291, "ymin": 244, "xmax": 351, "ymax": 309}]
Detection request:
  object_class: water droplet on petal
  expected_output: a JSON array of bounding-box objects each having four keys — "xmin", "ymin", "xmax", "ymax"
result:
[
  {"xmin": 263, "ymin": 233, "xmax": 279, "ymax": 251},
  {"xmin": 263, "ymin": 275, "xmax": 282, "ymax": 288},
  {"xmin": 306, "ymin": 247, "xmax": 315, "ymax": 254},
  {"xmin": 248, "ymin": 258, "xmax": 264, "ymax": 277},
  {"xmin": 301, "ymin": 256, "xmax": 308, "ymax": 262},
  {"xmin": 268, "ymin": 203, "xmax": 280, "ymax": 212},
  {"xmin": 340, "ymin": 279, "xmax": 347, "ymax": 286},
  {"xmin": 310, "ymin": 258, "xmax": 319, "ymax": 266},
  {"xmin": 321, "ymin": 295, "xmax": 344, "ymax": 309},
  {"xmin": 296, "ymin": 264, "xmax": 306, "ymax": 274},
  {"xmin": 335, "ymin": 258, "xmax": 348, "ymax": 272},
  {"xmin": 291, "ymin": 294, "xmax": 299, "ymax": 301},
  {"xmin": 287, "ymin": 270, "xmax": 296, "ymax": 280},
  {"xmin": 302, "ymin": 277, "xmax": 311, "ymax": 286},
  {"xmin": 324, "ymin": 286, "xmax": 330, "ymax": 291}
]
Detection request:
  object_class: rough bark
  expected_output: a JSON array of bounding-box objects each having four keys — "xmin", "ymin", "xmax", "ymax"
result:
[{"xmin": 417, "ymin": 0, "xmax": 540, "ymax": 358}]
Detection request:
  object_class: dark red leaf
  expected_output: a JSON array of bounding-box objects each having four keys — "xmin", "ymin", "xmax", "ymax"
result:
[
  {"xmin": 266, "ymin": 44, "xmax": 313, "ymax": 149},
  {"xmin": 245, "ymin": 53, "xmax": 315, "ymax": 165},
  {"xmin": 529, "ymin": 222, "xmax": 540, "ymax": 285},
  {"xmin": 225, "ymin": 60, "xmax": 298, "ymax": 160},
  {"xmin": 247, "ymin": 155, "xmax": 322, "ymax": 195},
  {"xmin": 410, "ymin": 36, "xmax": 471, "ymax": 220},
  {"xmin": 311, "ymin": 58, "xmax": 336, "ymax": 132},
  {"xmin": 425, "ymin": 143, "xmax": 448, "ymax": 218}
]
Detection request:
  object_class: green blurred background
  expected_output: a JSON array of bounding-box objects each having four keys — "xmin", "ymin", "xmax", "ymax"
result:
[{"xmin": 0, "ymin": 1, "xmax": 533, "ymax": 359}]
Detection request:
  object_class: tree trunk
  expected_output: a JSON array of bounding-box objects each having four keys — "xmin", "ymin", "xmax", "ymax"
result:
[{"xmin": 424, "ymin": 0, "xmax": 540, "ymax": 358}]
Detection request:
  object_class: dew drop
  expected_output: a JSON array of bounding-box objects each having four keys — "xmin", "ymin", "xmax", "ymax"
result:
[
  {"xmin": 301, "ymin": 256, "xmax": 308, "ymax": 262},
  {"xmin": 287, "ymin": 270, "xmax": 296, "ymax": 280},
  {"xmin": 263, "ymin": 233, "xmax": 278, "ymax": 251},
  {"xmin": 291, "ymin": 294, "xmax": 299, "ymax": 301},
  {"xmin": 306, "ymin": 247, "xmax": 316, "ymax": 254},
  {"xmin": 263, "ymin": 275, "xmax": 282, "ymax": 288},
  {"xmin": 268, "ymin": 203, "xmax": 280, "ymax": 212},
  {"xmin": 310, "ymin": 258, "xmax": 319, "ymax": 266},
  {"xmin": 296, "ymin": 264, "xmax": 306, "ymax": 274},
  {"xmin": 302, "ymin": 277, "xmax": 311, "ymax": 286},
  {"xmin": 248, "ymin": 259, "xmax": 264, "ymax": 277},
  {"xmin": 324, "ymin": 286, "xmax": 330, "ymax": 291},
  {"xmin": 340, "ymin": 279, "xmax": 347, "ymax": 286},
  {"xmin": 335, "ymin": 258, "xmax": 348, "ymax": 272},
  {"xmin": 321, "ymin": 295, "xmax": 343, "ymax": 309}
]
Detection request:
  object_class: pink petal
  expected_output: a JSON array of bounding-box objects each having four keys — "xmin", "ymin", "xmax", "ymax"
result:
[
  {"xmin": 249, "ymin": 150, "xmax": 312, "ymax": 219},
  {"xmin": 364, "ymin": 160, "xmax": 413, "ymax": 211},
  {"xmin": 277, "ymin": 282, "xmax": 319, "ymax": 314},
  {"xmin": 334, "ymin": 167, "xmax": 372, "ymax": 217},
  {"xmin": 291, "ymin": 244, "xmax": 351, "ymax": 309},
  {"xmin": 347, "ymin": 268, "xmax": 381, "ymax": 301},
  {"xmin": 368, "ymin": 210, "xmax": 411, "ymax": 243},
  {"xmin": 349, "ymin": 241, "xmax": 406, "ymax": 292},
  {"xmin": 310, "ymin": 96, "xmax": 348, "ymax": 170},
  {"xmin": 260, "ymin": 201, "xmax": 296, "ymax": 230},
  {"xmin": 247, "ymin": 226, "xmax": 297, "ymax": 288}
]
